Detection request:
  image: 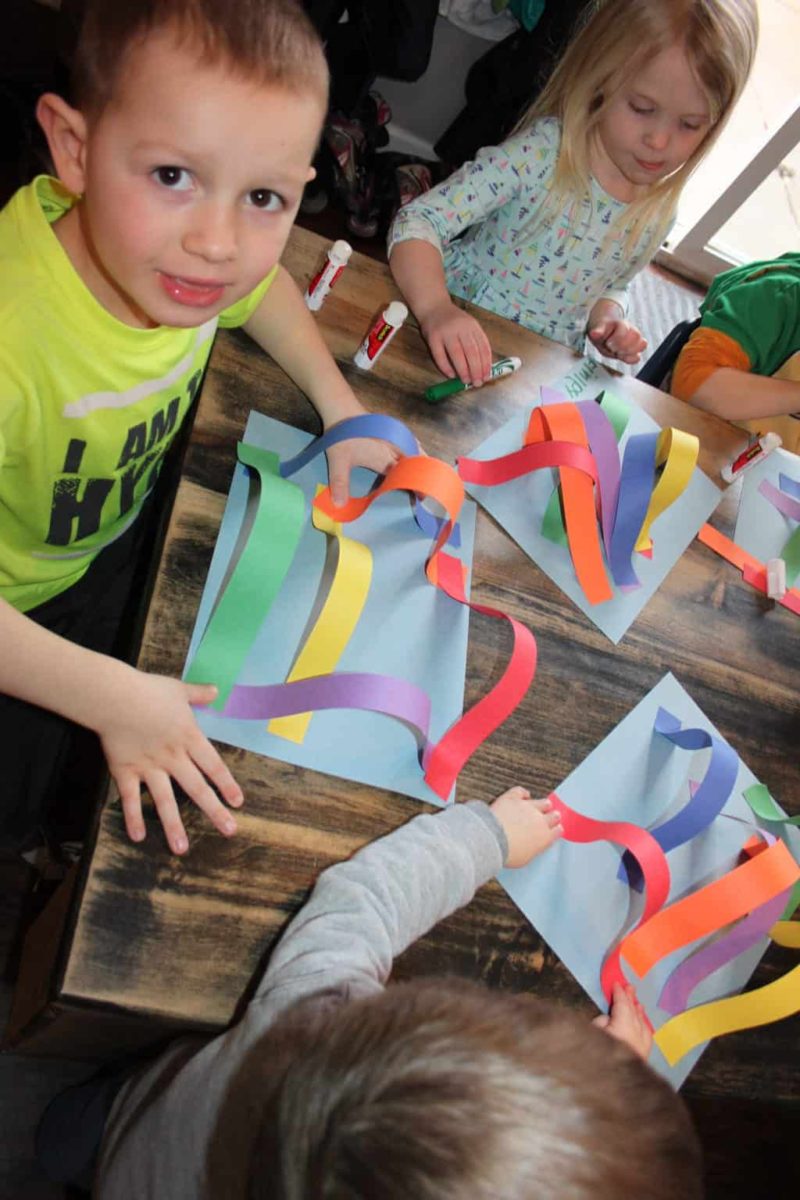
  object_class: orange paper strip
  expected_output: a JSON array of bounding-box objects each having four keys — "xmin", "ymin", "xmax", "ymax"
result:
[
  {"xmin": 526, "ymin": 404, "xmax": 613, "ymax": 604},
  {"xmin": 622, "ymin": 837, "xmax": 800, "ymax": 979}
]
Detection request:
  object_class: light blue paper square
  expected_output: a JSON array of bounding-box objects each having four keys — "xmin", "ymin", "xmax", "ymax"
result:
[
  {"xmin": 184, "ymin": 412, "xmax": 476, "ymax": 804},
  {"xmin": 734, "ymin": 446, "xmax": 800, "ymax": 563},
  {"xmin": 498, "ymin": 672, "xmax": 800, "ymax": 1088},
  {"xmin": 461, "ymin": 361, "xmax": 721, "ymax": 643}
]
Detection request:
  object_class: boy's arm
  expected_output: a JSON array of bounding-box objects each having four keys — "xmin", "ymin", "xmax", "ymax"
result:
[
  {"xmin": 250, "ymin": 790, "xmax": 560, "ymax": 1020},
  {"xmin": 673, "ymin": 326, "xmax": 800, "ymax": 419},
  {"xmin": 242, "ymin": 265, "xmax": 398, "ymax": 505},
  {"xmin": 0, "ymin": 597, "xmax": 243, "ymax": 854},
  {"xmin": 250, "ymin": 801, "xmax": 507, "ymax": 1017}
]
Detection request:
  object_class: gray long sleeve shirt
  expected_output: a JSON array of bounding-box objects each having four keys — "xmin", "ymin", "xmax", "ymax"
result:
[{"xmin": 96, "ymin": 800, "xmax": 508, "ymax": 1198}]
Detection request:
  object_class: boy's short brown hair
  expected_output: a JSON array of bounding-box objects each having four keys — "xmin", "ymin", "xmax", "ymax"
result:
[
  {"xmin": 71, "ymin": 0, "xmax": 328, "ymax": 116},
  {"xmin": 208, "ymin": 978, "xmax": 703, "ymax": 1199}
]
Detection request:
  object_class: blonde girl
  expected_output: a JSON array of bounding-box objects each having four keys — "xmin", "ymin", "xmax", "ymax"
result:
[{"xmin": 388, "ymin": 0, "xmax": 758, "ymax": 385}]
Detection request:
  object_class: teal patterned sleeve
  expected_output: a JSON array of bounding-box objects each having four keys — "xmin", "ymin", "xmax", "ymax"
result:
[{"xmin": 387, "ymin": 121, "xmax": 560, "ymax": 260}]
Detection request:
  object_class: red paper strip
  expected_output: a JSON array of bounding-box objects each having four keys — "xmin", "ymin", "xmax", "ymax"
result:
[
  {"xmin": 548, "ymin": 791, "xmax": 671, "ymax": 1006},
  {"xmin": 423, "ymin": 552, "xmax": 538, "ymax": 799}
]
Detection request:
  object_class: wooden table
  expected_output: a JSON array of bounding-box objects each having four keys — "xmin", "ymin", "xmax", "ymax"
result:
[{"xmin": 8, "ymin": 228, "xmax": 799, "ymax": 1107}]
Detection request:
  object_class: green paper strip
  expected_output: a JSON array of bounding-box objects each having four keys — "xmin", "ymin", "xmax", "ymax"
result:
[
  {"xmin": 185, "ymin": 443, "xmax": 306, "ymax": 709},
  {"xmin": 541, "ymin": 390, "xmax": 631, "ymax": 546},
  {"xmin": 743, "ymin": 783, "xmax": 800, "ymax": 919},
  {"xmin": 781, "ymin": 525, "xmax": 800, "ymax": 587}
]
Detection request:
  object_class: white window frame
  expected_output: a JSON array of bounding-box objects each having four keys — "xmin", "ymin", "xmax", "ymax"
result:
[{"xmin": 657, "ymin": 103, "xmax": 800, "ymax": 285}]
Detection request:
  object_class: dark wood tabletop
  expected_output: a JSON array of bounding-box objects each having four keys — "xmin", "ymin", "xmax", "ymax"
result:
[{"xmin": 8, "ymin": 227, "xmax": 799, "ymax": 1105}]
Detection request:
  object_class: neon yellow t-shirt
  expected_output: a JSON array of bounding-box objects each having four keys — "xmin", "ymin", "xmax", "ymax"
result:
[{"xmin": 0, "ymin": 177, "xmax": 275, "ymax": 612}]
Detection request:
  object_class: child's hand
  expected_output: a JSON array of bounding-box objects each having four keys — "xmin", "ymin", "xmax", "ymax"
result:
[
  {"xmin": 325, "ymin": 435, "xmax": 400, "ymax": 507},
  {"xmin": 490, "ymin": 786, "xmax": 562, "ymax": 868},
  {"xmin": 420, "ymin": 299, "xmax": 493, "ymax": 387},
  {"xmin": 588, "ymin": 318, "xmax": 648, "ymax": 365},
  {"xmin": 97, "ymin": 671, "xmax": 244, "ymax": 855},
  {"xmin": 593, "ymin": 982, "xmax": 652, "ymax": 1061}
]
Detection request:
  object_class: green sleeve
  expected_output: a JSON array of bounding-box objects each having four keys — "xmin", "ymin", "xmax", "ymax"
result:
[{"xmin": 701, "ymin": 275, "xmax": 800, "ymax": 378}]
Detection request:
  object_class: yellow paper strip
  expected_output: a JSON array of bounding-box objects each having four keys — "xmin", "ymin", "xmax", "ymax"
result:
[
  {"xmin": 654, "ymin": 964, "xmax": 800, "ymax": 1065},
  {"xmin": 770, "ymin": 921, "xmax": 800, "ymax": 948},
  {"xmin": 635, "ymin": 427, "xmax": 699, "ymax": 553},
  {"xmin": 267, "ymin": 494, "xmax": 373, "ymax": 742}
]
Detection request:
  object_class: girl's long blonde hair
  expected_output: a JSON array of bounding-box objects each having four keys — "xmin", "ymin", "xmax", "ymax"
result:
[{"xmin": 516, "ymin": 0, "xmax": 758, "ymax": 258}]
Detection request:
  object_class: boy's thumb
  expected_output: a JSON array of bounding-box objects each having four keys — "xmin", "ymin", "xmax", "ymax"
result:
[{"xmin": 329, "ymin": 470, "xmax": 349, "ymax": 509}]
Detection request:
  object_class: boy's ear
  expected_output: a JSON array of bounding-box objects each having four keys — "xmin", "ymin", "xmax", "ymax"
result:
[{"xmin": 36, "ymin": 93, "xmax": 89, "ymax": 195}]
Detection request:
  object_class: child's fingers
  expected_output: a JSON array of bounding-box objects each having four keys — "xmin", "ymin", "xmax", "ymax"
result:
[
  {"xmin": 172, "ymin": 758, "xmax": 238, "ymax": 838},
  {"xmin": 146, "ymin": 770, "xmax": 190, "ymax": 855},
  {"xmin": 545, "ymin": 811, "xmax": 563, "ymax": 831},
  {"xmin": 116, "ymin": 768, "xmax": 147, "ymax": 843}
]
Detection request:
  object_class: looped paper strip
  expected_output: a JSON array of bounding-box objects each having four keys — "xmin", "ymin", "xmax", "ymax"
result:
[
  {"xmin": 548, "ymin": 791, "xmax": 671, "ymax": 1006},
  {"xmin": 742, "ymin": 783, "xmax": 800, "ymax": 921},
  {"xmin": 618, "ymin": 708, "xmax": 739, "ymax": 890},
  {"xmin": 185, "ymin": 444, "xmax": 305, "ymax": 708},
  {"xmin": 266, "ymin": 494, "xmax": 373, "ymax": 742},
  {"xmin": 191, "ymin": 413, "xmax": 538, "ymax": 802},
  {"xmin": 697, "ymin": 523, "xmax": 800, "ymax": 616},
  {"xmin": 757, "ymin": 472, "xmax": 800, "ymax": 585},
  {"xmin": 422, "ymin": 552, "xmax": 537, "ymax": 800},
  {"xmin": 457, "ymin": 390, "xmax": 698, "ymax": 605},
  {"xmin": 316, "ymin": 443, "xmax": 539, "ymax": 802},
  {"xmin": 620, "ymin": 836, "xmax": 800, "ymax": 979}
]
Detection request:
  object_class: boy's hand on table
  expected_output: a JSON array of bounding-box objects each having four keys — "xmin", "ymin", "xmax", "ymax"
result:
[
  {"xmin": 325, "ymin": 431, "xmax": 400, "ymax": 507},
  {"xmin": 490, "ymin": 786, "xmax": 562, "ymax": 869},
  {"xmin": 420, "ymin": 299, "xmax": 493, "ymax": 387},
  {"xmin": 97, "ymin": 671, "xmax": 243, "ymax": 855},
  {"xmin": 588, "ymin": 317, "xmax": 648, "ymax": 365},
  {"xmin": 593, "ymin": 982, "xmax": 653, "ymax": 1061}
]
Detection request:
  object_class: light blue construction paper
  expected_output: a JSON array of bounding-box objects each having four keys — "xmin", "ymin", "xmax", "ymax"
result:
[
  {"xmin": 185, "ymin": 411, "xmax": 476, "ymax": 804},
  {"xmin": 734, "ymin": 446, "xmax": 800, "ymax": 561},
  {"xmin": 461, "ymin": 361, "xmax": 721, "ymax": 643},
  {"xmin": 498, "ymin": 672, "xmax": 800, "ymax": 1089}
]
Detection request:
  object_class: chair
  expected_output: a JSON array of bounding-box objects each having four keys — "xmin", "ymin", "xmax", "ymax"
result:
[{"xmin": 636, "ymin": 317, "xmax": 701, "ymax": 389}]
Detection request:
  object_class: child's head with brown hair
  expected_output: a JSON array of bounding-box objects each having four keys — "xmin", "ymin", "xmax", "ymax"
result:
[
  {"xmin": 70, "ymin": 0, "xmax": 328, "ymax": 118},
  {"xmin": 35, "ymin": 0, "xmax": 328, "ymax": 330},
  {"xmin": 207, "ymin": 978, "xmax": 703, "ymax": 1199},
  {"xmin": 518, "ymin": 0, "xmax": 758, "ymax": 255}
]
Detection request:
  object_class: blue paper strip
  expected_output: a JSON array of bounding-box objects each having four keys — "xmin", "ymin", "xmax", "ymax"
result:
[{"xmin": 608, "ymin": 432, "xmax": 658, "ymax": 590}]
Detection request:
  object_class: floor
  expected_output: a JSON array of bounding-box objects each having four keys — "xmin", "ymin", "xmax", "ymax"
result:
[{"xmin": 0, "ymin": 856, "xmax": 91, "ymax": 1200}]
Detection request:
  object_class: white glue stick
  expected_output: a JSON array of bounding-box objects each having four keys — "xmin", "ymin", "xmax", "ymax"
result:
[
  {"xmin": 305, "ymin": 239, "xmax": 352, "ymax": 311},
  {"xmin": 766, "ymin": 557, "xmax": 786, "ymax": 601},
  {"xmin": 353, "ymin": 301, "xmax": 408, "ymax": 370},
  {"xmin": 721, "ymin": 431, "xmax": 782, "ymax": 483}
]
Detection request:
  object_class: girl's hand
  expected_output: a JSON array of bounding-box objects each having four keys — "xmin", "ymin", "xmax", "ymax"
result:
[
  {"xmin": 593, "ymin": 982, "xmax": 653, "ymax": 1061},
  {"xmin": 490, "ymin": 786, "xmax": 562, "ymax": 868},
  {"xmin": 97, "ymin": 671, "xmax": 244, "ymax": 855},
  {"xmin": 420, "ymin": 299, "xmax": 493, "ymax": 386},
  {"xmin": 588, "ymin": 318, "xmax": 648, "ymax": 365}
]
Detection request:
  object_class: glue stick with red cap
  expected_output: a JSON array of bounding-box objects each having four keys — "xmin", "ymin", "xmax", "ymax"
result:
[
  {"xmin": 353, "ymin": 301, "xmax": 408, "ymax": 370},
  {"xmin": 305, "ymin": 239, "xmax": 352, "ymax": 311}
]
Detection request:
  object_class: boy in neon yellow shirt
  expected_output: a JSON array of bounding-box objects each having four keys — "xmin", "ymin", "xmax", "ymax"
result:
[{"xmin": 0, "ymin": 0, "xmax": 395, "ymax": 856}]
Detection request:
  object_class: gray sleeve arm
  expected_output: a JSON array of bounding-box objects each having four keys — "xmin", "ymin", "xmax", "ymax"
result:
[{"xmin": 252, "ymin": 801, "xmax": 507, "ymax": 1016}]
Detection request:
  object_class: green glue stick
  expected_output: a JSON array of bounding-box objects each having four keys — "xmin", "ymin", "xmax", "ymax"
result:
[{"xmin": 424, "ymin": 355, "xmax": 522, "ymax": 403}]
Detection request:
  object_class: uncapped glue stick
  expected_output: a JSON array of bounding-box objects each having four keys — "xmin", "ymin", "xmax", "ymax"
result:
[
  {"xmin": 353, "ymin": 301, "xmax": 408, "ymax": 370},
  {"xmin": 305, "ymin": 239, "xmax": 352, "ymax": 311}
]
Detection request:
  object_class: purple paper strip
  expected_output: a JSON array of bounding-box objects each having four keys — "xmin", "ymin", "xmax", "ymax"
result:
[
  {"xmin": 758, "ymin": 478, "xmax": 800, "ymax": 522},
  {"xmin": 619, "ymin": 706, "xmax": 739, "ymax": 890},
  {"xmin": 216, "ymin": 670, "xmax": 433, "ymax": 759},
  {"xmin": 608, "ymin": 432, "xmax": 658, "ymax": 589},
  {"xmin": 413, "ymin": 498, "xmax": 462, "ymax": 548},
  {"xmin": 658, "ymin": 885, "xmax": 789, "ymax": 1015},
  {"xmin": 279, "ymin": 414, "xmax": 420, "ymax": 478},
  {"xmin": 577, "ymin": 399, "xmax": 621, "ymax": 556}
]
